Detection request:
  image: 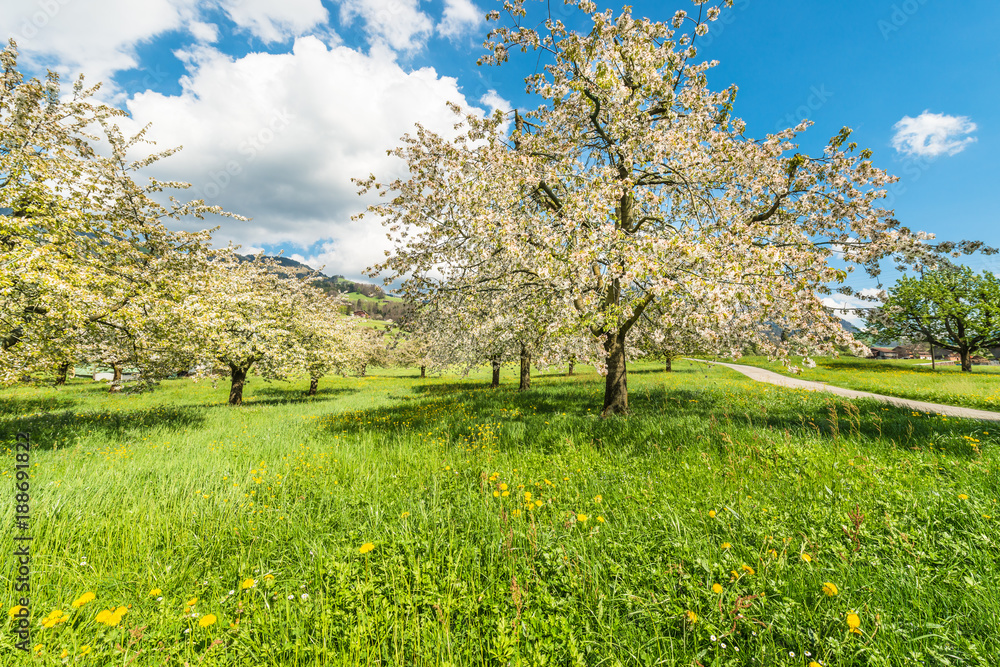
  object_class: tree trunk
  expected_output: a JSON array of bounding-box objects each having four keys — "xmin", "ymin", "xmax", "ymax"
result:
[
  {"xmin": 358, "ymin": 363, "xmax": 367, "ymax": 377},
  {"xmin": 568, "ymin": 358, "xmax": 575, "ymax": 376},
  {"xmin": 55, "ymin": 362, "xmax": 70, "ymax": 385},
  {"xmin": 308, "ymin": 376, "xmax": 319, "ymax": 396},
  {"xmin": 420, "ymin": 365, "xmax": 426, "ymax": 379},
  {"xmin": 665, "ymin": 357, "xmax": 672, "ymax": 372},
  {"xmin": 930, "ymin": 343, "xmax": 935, "ymax": 370},
  {"xmin": 490, "ymin": 357, "xmax": 501, "ymax": 388},
  {"xmin": 229, "ymin": 364, "xmax": 248, "ymax": 405},
  {"xmin": 109, "ymin": 362, "xmax": 123, "ymax": 393},
  {"xmin": 601, "ymin": 332, "xmax": 628, "ymax": 416},
  {"xmin": 519, "ymin": 344, "xmax": 531, "ymax": 392},
  {"xmin": 960, "ymin": 349, "xmax": 972, "ymax": 373}
]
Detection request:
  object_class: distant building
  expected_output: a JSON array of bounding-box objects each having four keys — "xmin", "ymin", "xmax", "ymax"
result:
[
  {"xmin": 352, "ymin": 310, "xmax": 369, "ymax": 318},
  {"xmin": 869, "ymin": 346, "xmax": 898, "ymax": 359}
]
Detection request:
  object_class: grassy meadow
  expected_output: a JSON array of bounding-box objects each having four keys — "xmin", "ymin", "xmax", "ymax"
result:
[
  {"xmin": 725, "ymin": 356, "xmax": 1000, "ymax": 413},
  {"xmin": 1, "ymin": 360, "xmax": 998, "ymax": 666}
]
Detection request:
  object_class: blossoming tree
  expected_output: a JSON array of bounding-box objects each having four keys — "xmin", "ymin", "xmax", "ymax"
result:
[
  {"xmin": 0, "ymin": 40, "xmax": 232, "ymax": 385},
  {"xmin": 362, "ymin": 0, "xmax": 948, "ymax": 416}
]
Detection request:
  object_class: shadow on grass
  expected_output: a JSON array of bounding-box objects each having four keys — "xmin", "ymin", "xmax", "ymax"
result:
[
  {"xmin": 247, "ymin": 385, "xmax": 357, "ymax": 406},
  {"xmin": 317, "ymin": 373, "xmax": 991, "ymax": 460},
  {"xmin": 1, "ymin": 406, "xmax": 208, "ymax": 451}
]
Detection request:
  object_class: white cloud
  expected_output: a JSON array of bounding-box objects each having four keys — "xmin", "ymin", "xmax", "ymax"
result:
[
  {"xmin": 0, "ymin": 0, "xmax": 201, "ymax": 89},
  {"xmin": 479, "ymin": 89, "xmax": 511, "ymax": 116},
  {"xmin": 219, "ymin": 0, "xmax": 329, "ymax": 43},
  {"xmin": 337, "ymin": 0, "xmax": 433, "ymax": 52},
  {"xmin": 822, "ymin": 290, "xmax": 882, "ymax": 328},
  {"xmin": 188, "ymin": 21, "xmax": 220, "ymax": 43},
  {"xmin": 119, "ymin": 36, "xmax": 495, "ymax": 279},
  {"xmin": 891, "ymin": 111, "xmax": 977, "ymax": 158},
  {"xmin": 438, "ymin": 0, "xmax": 482, "ymax": 39}
]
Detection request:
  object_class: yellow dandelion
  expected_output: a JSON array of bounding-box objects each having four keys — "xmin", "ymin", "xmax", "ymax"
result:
[
  {"xmin": 594, "ymin": 495, "xmax": 602, "ymax": 503},
  {"xmin": 597, "ymin": 516, "xmax": 604, "ymax": 523},
  {"xmin": 241, "ymin": 578, "xmax": 255, "ymax": 590},
  {"xmin": 95, "ymin": 609, "xmax": 113, "ymax": 624},
  {"xmin": 809, "ymin": 663, "xmax": 823, "ymax": 667},
  {"xmin": 263, "ymin": 574, "xmax": 274, "ymax": 581},
  {"xmin": 712, "ymin": 583, "xmax": 723, "ymax": 594},
  {"xmin": 33, "ymin": 644, "xmax": 43, "ymax": 654},
  {"xmin": 359, "ymin": 542, "xmax": 375, "ymax": 554},
  {"xmin": 708, "ymin": 510, "xmax": 716, "ymax": 518},
  {"xmin": 72, "ymin": 592, "xmax": 96, "ymax": 608},
  {"xmin": 847, "ymin": 612, "xmax": 861, "ymax": 632},
  {"xmin": 187, "ymin": 598, "xmax": 198, "ymax": 607},
  {"xmin": 79, "ymin": 645, "xmax": 92, "ymax": 656},
  {"xmin": 822, "ymin": 582, "xmax": 839, "ymax": 596},
  {"xmin": 741, "ymin": 564, "xmax": 755, "ymax": 575},
  {"xmin": 801, "ymin": 553, "xmax": 812, "ymax": 563},
  {"xmin": 577, "ymin": 513, "xmax": 588, "ymax": 523},
  {"xmin": 958, "ymin": 494, "xmax": 969, "ymax": 500},
  {"xmin": 685, "ymin": 610, "xmax": 698, "ymax": 624},
  {"xmin": 199, "ymin": 614, "xmax": 217, "ymax": 627},
  {"xmin": 401, "ymin": 511, "xmax": 410, "ymax": 518},
  {"xmin": 8, "ymin": 605, "xmax": 24, "ymax": 618},
  {"xmin": 60, "ymin": 650, "xmax": 69, "ymax": 659},
  {"xmin": 149, "ymin": 588, "xmax": 161, "ymax": 597}
]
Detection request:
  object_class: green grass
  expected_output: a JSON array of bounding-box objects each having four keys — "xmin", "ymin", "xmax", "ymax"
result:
[
  {"xmin": 342, "ymin": 291, "xmax": 404, "ymax": 304},
  {"xmin": 1, "ymin": 361, "xmax": 998, "ymax": 665},
  {"xmin": 722, "ymin": 356, "xmax": 1000, "ymax": 413}
]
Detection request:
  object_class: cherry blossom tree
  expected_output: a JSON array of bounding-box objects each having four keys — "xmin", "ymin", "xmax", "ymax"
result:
[
  {"xmin": 0, "ymin": 40, "xmax": 233, "ymax": 385},
  {"xmin": 362, "ymin": 0, "xmax": 950, "ymax": 416}
]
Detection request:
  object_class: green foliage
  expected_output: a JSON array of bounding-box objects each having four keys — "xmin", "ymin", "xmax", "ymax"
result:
[
  {"xmin": 864, "ymin": 267, "xmax": 1000, "ymax": 371},
  {"xmin": 1, "ymin": 362, "xmax": 998, "ymax": 665}
]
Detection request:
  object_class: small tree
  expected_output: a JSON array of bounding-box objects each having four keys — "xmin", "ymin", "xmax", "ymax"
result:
[{"xmin": 863, "ymin": 267, "xmax": 1000, "ymax": 372}]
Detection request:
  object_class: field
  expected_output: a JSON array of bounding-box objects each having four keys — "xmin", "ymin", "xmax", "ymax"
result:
[
  {"xmin": 725, "ymin": 356, "xmax": 1000, "ymax": 413},
  {"xmin": 2, "ymin": 361, "xmax": 998, "ymax": 666}
]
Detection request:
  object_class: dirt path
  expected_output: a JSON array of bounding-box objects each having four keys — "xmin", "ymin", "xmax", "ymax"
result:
[{"xmin": 687, "ymin": 359, "xmax": 1000, "ymax": 423}]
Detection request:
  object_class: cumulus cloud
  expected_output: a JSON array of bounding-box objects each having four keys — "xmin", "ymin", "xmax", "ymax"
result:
[
  {"xmin": 337, "ymin": 0, "xmax": 434, "ymax": 52},
  {"xmin": 891, "ymin": 111, "xmax": 977, "ymax": 158},
  {"xmin": 219, "ymin": 0, "xmax": 329, "ymax": 43},
  {"xmin": 118, "ymin": 36, "xmax": 496, "ymax": 279},
  {"xmin": 438, "ymin": 0, "xmax": 482, "ymax": 39},
  {"xmin": 0, "ymin": 0, "xmax": 200, "ymax": 88}
]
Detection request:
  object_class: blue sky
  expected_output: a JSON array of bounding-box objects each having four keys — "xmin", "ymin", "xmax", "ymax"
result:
[{"xmin": 2, "ymin": 0, "xmax": 997, "ymax": 311}]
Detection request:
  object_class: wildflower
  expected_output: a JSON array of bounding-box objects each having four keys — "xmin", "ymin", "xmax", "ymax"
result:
[
  {"xmin": 958, "ymin": 494, "xmax": 969, "ymax": 500},
  {"xmin": 401, "ymin": 511, "xmax": 410, "ymax": 518},
  {"xmin": 359, "ymin": 542, "xmax": 375, "ymax": 554},
  {"xmin": 60, "ymin": 650, "xmax": 69, "ymax": 659},
  {"xmin": 301, "ymin": 593, "xmax": 309, "ymax": 601},
  {"xmin": 721, "ymin": 542, "xmax": 731, "ymax": 549},
  {"xmin": 685, "ymin": 610, "xmax": 698, "ymax": 624},
  {"xmin": 8, "ymin": 606, "xmax": 24, "ymax": 618},
  {"xmin": 199, "ymin": 614, "xmax": 217, "ymax": 627},
  {"xmin": 809, "ymin": 663, "xmax": 823, "ymax": 667},
  {"xmin": 594, "ymin": 495, "xmax": 602, "ymax": 503},
  {"xmin": 149, "ymin": 588, "xmax": 161, "ymax": 597},
  {"xmin": 187, "ymin": 598, "xmax": 198, "ymax": 607},
  {"xmin": 241, "ymin": 578, "xmax": 255, "ymax": 590},
  {"xmin": 79, "ymin": 645, "xmax": 92, "ymax": 656},
  {"xmin": 801, "ymin": 553, "xmax": 812, "ymax": 563},
  {"xmin": 847, "ymin": 612, "xmax": 861, "ymax": 633},
  {"xmin": 708, "ymin": 510, "xmax": 716, "ymax": 518},
  {"xmin": 72, "ymin": 592, "xmax": 96, "ymax": 608},
  {"xmin": 263, "ymin": 574, "xmax": 274, "ymax": 581},
  {"xmin": 822, "ymin": 582, "xmax": 839, "ymax": 596},
  {"xmin": 33, "ymin": 645, "xmax": 43, "ymax": 654},
  {"xmin": 712, "ymin": 583, "xmax": 723, "ymax": 594},
  {"xmin": 577, "ymin": 513, "xmax": 588, "ymax": 523},
  {"xmin": 499, "ymin": 483, "xmax": 508, "ymax": 491},
  {"xmin": 741, "ymin": 564, "xmax": 755, "ymax": 575},
  {"xmin": 597, "ymin": 516, "xmax": 604, "ymax": 523}
]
